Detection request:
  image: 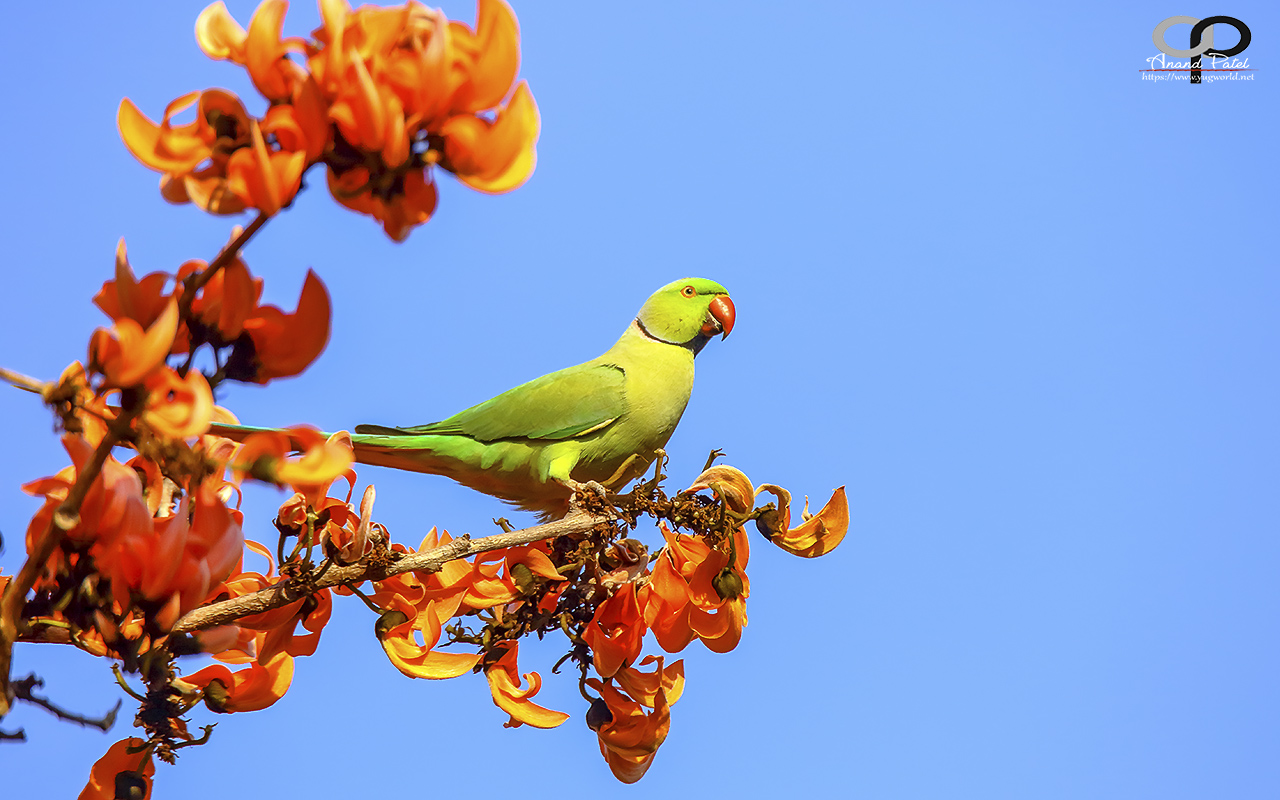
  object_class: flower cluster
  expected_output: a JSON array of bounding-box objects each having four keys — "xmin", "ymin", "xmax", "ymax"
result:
[
  {"xmin": 0, "ymin": 1, "xmax": 855, "ymax": 793},
  {"xmin": 92, "ymin": 236, "xmax": 330, "ymax": 388},
  {"xmin": 119, "ymin": 0, "xmax": 538, "ymax": 240},
  {"xmin": 302, "ymin": 463, "xmax": 848, "ymax": 784}
]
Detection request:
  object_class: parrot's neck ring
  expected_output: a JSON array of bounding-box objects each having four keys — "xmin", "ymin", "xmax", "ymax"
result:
[{"xmin": 632, "ymin": 319, "xmax": 708, "ymax": 354}]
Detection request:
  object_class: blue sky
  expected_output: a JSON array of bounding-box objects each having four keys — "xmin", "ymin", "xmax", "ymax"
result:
[{"xmin": 1, "ymin": 1, "xmax": 1277, "ymax": 797}]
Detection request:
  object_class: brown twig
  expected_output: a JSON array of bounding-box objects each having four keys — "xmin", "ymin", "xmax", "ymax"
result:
[
  {"xmin": 177, "ymin": 211, "xmax": 270, "ymax": 317},
  {"xmin": 0, "ymin": 367, "xmax": 45, "ymax": 395},
  {"xmin": 0, "ymin": 407, "xmax": 139, "ymax": 717},
  {"xmin": 172, "ymin": 510, "xmax": 614, "ymax": 634},
  {"xmin": 12, "ymin": 674, "xmax": 120, "ymax": 732}
]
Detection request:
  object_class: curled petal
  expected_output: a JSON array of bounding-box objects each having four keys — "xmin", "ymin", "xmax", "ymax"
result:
[
  {"xmin": 685, "ymin": 464, "xmax": 755, "ymax": 514},
  {"xmin": 196, "ymin": 2, "xmax": 247, "ymax": 60},
  {"xmin": 184, "ymin": 650, "xmax": 294, "ymax": 712},
  {"xmin": 485, "ymin": 644, "xmax": 569, "ymax": 729},
  {"xmin": 441, "ymin": 81, "xmax": 539, "ymax": 194},
  {"xmin": 756, "ymin": 485, "xmax": 849, "ymax": 558},
  {"xmin": 452, "ymin": 0, "xmax": 521, "ymax": 113},
  {"xmin": 143, "ymin": 367, "xmax": 215, "ymax": 439},
  {"xmin": 239, "ymin": 270, "xmax": 332, "ymax": 381},
  {"xmin": 117, "ymin": 93, "xmax": 207, "ymax": 174}
]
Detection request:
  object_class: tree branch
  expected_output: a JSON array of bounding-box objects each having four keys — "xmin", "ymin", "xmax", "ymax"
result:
[
  {"xmin": 12, "ymin": 674, "xmax": 120, "ymax": 732},
  {"xmin": 0, "ymin": 367, "xmax": 45, "ymax": 395},
  {"xmin": 171, "ymin": 510, "xmax": 614, "ymax": 634}
]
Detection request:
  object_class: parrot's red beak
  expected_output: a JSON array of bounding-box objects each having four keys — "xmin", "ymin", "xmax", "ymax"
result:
[{"xmin": 702, "ymin": 295, "xmax": 735, "ymax": 340}]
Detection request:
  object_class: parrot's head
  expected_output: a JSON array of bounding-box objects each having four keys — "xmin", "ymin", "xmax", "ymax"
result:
[{"xmin": 636, "ymin": 278, "xmax": 735, "ymax": 354}]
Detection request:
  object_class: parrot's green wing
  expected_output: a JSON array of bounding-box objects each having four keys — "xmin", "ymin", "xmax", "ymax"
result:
[{"xmin": 355, "ymin": 362, "xmax": 626, "ymax": 443}]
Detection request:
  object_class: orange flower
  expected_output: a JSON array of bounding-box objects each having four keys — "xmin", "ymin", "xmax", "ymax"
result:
[
  {"xmin": 46, "ymin": 362, "xmax": 116, "ymax": 446},
  {"xmin": 376, "ymin": 592, "xmax": 479, "ymax": 679},
  {"xmin": 615, "ymin": 655, "xmax": 684, "ymax": 708},
  {"xmin": 586, "ymin": 679, "xmax": 673, "ymax": 784},
  {"xmin": 105, "ymin": 480, "xmax": 245, "ymax": 629},
  {"xmin": 181, "ymin": 255, "xmax": 263, "ymax": 343},
  {"xmin": 259, "ymin": 588, "xmax": 333, "ymax": 661},
  {"xmin": 755, "ymin": 485, "xmax": 849, "ymax": 558},
  {"xmin": 88, "ymin": 298, "xmax": 179, "ymax": 387},
  {"xmin": 142, "ymin": 367, "xmax": 215, "ymax": 439},
  {"xmin": 226, "ymin": 119, "xmax": 307, "ymax": 216},
  {"xmin": 485, "ymin": 642, "xmax": 569, "ymax": 729},
  {"xmin": 24, "ymin": 435, "xmax": 152, "ymax": 557},
  {"xmin": 181, "ymin": 645, "xmax": 294, "ymax": 713},
  {"xmin": 326, "ymin": 165, "xmax": 439, "ymax": 242},
  {"xmin": 79, "ymin": 738, "xmax": 153, "ymax": 800},
  {"xmin": 439, "ymin": 81, "xmax": 539, "ymax": 194},
  {"xmin": 93, "ymin": 239, "xmax": 173, "ymax": 329},
  {"xmin": 583, "ymin": 582, "xmax": 646, "ymax": 679},
  {"xmin": 684, "ymin": 464, "xmax": 755, "ymax": 514},
  {"xmin": 233, "ymin": 428, "xmax": 354, "ymax": 507},
  {"xmin": 640, "ymin": 524, "xmax": 750, "ymax": 654},
  {"xmin": 196, "ymin": 1, "xmax": 308, "ymax": 102},
  {"xmin": 234, "ymin": 269, "xmax": 332, "ymax": 382},
  {"xmin": 120, "ymin": 84, "xmax": 313, "ymax": 216}
]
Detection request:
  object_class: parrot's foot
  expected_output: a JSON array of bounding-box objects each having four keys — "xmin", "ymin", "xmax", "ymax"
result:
[{"xmin": 560, "ymin": 479, "xmax": 612, "ymax": 513}]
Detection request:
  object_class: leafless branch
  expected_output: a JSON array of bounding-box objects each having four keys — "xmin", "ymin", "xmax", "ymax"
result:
[{"xmin": 171, "ymin": 509, "xmax": 614, "ymax": 634}]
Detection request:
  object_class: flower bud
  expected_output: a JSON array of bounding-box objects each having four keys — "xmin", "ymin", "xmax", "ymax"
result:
[
  {"xmin": 754, "ymin": 506, "xmax": 784, "ymax": 540},
  {"xmin": 712, "ymin": 567, "xmax": 744, "ymax": 601},
  {"xmin": 374, "ymin": 609, "xmax": 409, "ymax": 640},
  {"xmin": 114, "ymin": 771, "xmax": 150, "ymax": 800},
  {"xmin": 202, "ymin": 679, "xmax": 231, "ymax": 713},
  {"xmin": 585, "ymin": 697, "xmax": 614, "ymax": 731},
  {"xmin": 511, "ymin": 562, "xmax": 536, "ymax": 595}
]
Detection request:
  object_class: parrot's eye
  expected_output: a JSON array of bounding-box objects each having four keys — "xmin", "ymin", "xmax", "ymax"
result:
[{"xmin": 681, "ymin": 285, "xmax": 696, "ymax": 297}]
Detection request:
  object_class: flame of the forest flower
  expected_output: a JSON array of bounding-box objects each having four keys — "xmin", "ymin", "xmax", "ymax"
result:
[
  {"xmin": 181, "ymin": 642, "xmax": 295, "ymax": 713},
  {"xmin": 79, "ymin": 738, "xmax": 154, "ymax": 800},
  {"xmin": 586, "ymin": 679, "xmax": 674, "ymax": 784},
  {"xmin": 238, "ymin": 270, "xmax": 332, "ymax": 382},
  {"xmin": 119, "ymin": 0, "xmax": 538, "ymax": 239},
  {"xmin": 485, "ymin": 642, "xmax": 569, "ymax": 729},
  {"xmin": 583, "ymin": 582, "xmax": 646, "ymax": 679},
  {"xmin": 755, "ymin": 485, "xmax": 849, "ymax": 558},
  {"xmin": 87, "ymin": 298, "xmax": 179, "ymax": 387}
]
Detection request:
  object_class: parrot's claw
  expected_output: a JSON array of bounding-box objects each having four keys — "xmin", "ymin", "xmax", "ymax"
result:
[{"xmin": 561, "ymin": 479, "xmax": 611, "ymax": 511}]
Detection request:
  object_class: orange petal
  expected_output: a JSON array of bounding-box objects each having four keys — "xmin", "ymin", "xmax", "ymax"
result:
[
  {"xmin": 241, "ymin": 270, "xmax": 331, "ymax": 381},
  {"xmin": 117, "ymin": 94, "xmax": 208, "ymax": 174},
  {"xmin": 89, "ymin": 298, "xmax": 179, "ymax": 386},
  {"xmin": 78, "ymin": 738, "xmax": 153, "ymax": 800},
  {"xmin": 441, "ymin": 81, "xmax": 539, "ymax": 194},
  {"xmin": 757, "ymin": 485, "xmax": 849, "ymax": 558},
  {"xmin": 196, "ymin": 1, "xmax": 247, "ymax": 61},
  {"xmin": 143, "ymin": 367, "xmax": 215, "ymax": 439},
  {"xmin": 485, "ymin": 644, "xmax": 569, "ymax": 728},
  {"xmin": 685, "ymin": 464, "xmax": 755, "ymax": 514},
  {"xmin": 453, "ymin": 0, "xmax": 521, "ymax": 113}
]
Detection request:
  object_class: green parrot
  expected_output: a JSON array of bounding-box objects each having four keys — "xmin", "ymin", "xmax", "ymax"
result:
[{"xmin": 218, "ymin": 278, "xmax": 734, "ymax": 520}]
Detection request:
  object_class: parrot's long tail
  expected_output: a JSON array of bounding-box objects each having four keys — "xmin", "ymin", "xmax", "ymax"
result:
[{"xmin": 206, "ymin": 422, "xmax": 287, "ymax": 443}]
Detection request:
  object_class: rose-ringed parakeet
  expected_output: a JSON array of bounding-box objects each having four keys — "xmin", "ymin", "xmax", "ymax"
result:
[{"xmin": 218, "ymin": 278, "xmax": 734, "ymax": 520}]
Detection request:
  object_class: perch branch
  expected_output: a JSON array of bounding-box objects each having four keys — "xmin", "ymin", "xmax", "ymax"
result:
[{"xmin": 171, "ymin": 510, "xmax": 614, "ymax": 634}]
